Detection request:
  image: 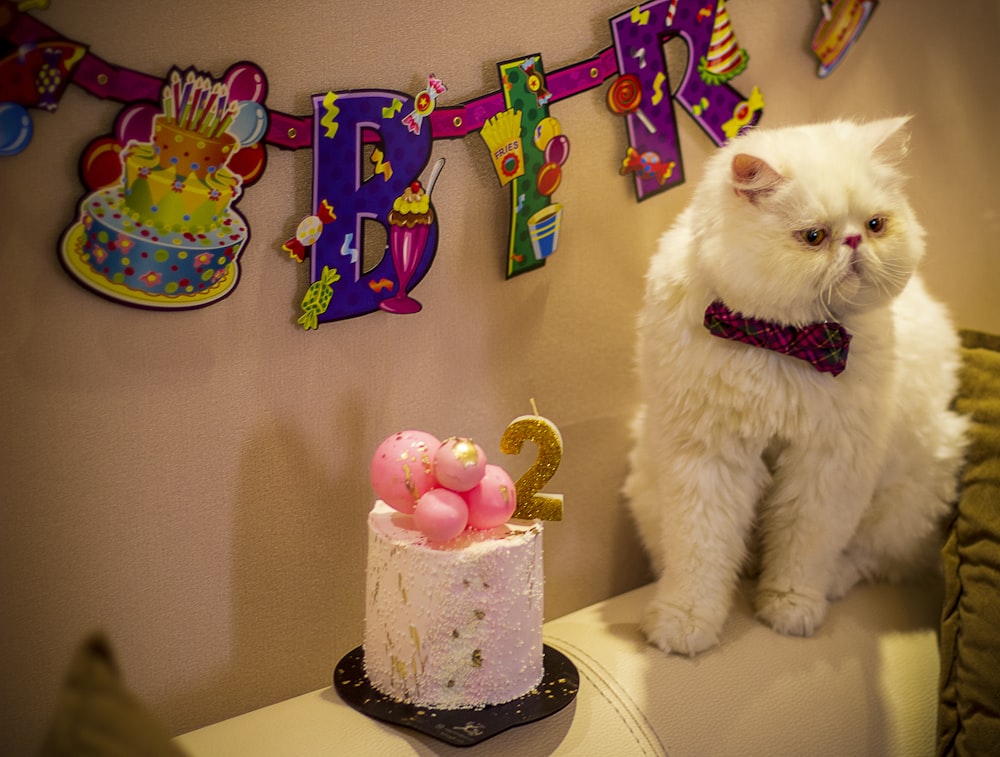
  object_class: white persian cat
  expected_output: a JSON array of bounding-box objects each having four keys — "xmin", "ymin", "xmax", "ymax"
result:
[{"xmin": 624, "ymin": 117, "xmax": 968, "ymax": 656}]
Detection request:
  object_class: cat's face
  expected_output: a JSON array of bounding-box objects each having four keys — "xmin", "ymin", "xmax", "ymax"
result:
[{"xmin": 694, "ymin": 118, "xmax": 923, "ymax": 325}]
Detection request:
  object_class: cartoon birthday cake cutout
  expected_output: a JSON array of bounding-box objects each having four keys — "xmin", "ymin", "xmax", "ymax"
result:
[
  {"xmin": 60, "ymin": 68, "xmax": 257, "ymax": 309},
  {"xmin": 811, "ymin": 0, "xmax": 880, "ymax": 78}
]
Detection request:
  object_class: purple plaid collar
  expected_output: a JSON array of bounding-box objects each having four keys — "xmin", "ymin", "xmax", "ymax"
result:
[{"xmin": 703, "ymin": 300, "xmax": 852, "ymax": 376}]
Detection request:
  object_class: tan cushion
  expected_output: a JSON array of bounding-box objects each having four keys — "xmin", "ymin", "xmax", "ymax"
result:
[
  {"xmin": 937, "ymin": 330, "xmax": 1000, "ymax": 756},
  {"xmin": 39, "ymin": 634, "xmax": 187, "ymax": 757}
]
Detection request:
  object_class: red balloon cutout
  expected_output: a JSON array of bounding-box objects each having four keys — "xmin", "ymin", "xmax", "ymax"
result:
[
  {"xmin": 228, "ymin": 142, "xmax": 267, "ymax": 187},
  {"xmin": 80, "ymin": 136, "xmax": 123, "ymax": 190}
]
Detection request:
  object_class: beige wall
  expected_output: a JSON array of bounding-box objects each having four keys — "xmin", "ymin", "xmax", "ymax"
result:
[{"xmin": 1, "ymin": 1, "xmax": 997, "ymax": 752}]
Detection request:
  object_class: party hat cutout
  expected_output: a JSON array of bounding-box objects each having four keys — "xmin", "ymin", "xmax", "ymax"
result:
[{"xmin": 697, "ymin": 0, "xmax": 749, "ymax": 86}]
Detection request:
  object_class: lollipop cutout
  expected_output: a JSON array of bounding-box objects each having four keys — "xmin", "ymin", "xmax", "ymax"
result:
[{"xmin": 607, "ymin": 74, "xmax": 656, "ymax": 134}]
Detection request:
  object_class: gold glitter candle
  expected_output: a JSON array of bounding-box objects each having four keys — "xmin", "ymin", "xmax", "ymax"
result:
[{"xmin": 500, "ymin": 414, "xmax": 563, "ymax": 521}]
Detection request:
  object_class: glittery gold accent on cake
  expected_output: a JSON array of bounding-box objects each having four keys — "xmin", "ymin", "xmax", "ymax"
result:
[{"xmin": 448, "ymin": 438, "xmax": 481, "ymax": 467}]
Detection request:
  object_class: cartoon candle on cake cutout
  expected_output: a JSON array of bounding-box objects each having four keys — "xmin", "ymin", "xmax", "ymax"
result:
[
  {"xmin": 379, "ymin": 157, "xmax": 446, "ymax": 314},
  {"xmin": 500, "ymin": 399, "xmax": 564, "ymax": 521}
]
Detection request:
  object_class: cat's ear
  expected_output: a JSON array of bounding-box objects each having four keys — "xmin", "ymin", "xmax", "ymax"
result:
[
  {"xmin": 731, "ymin": 153, "xmax": 784, "ymax": 205},
  {"xmin": 866, "ymin": 116, "xmax": 911, "ymax": 165}
]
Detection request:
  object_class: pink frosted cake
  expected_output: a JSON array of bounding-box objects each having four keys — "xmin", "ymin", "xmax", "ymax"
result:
[
  {"xmin": 360, "ymin": 429, "xmax": 549, "ymax": 709},
  {"xmin": 363, "ymin": 502, "xmax": 544, "ymax": 709}
]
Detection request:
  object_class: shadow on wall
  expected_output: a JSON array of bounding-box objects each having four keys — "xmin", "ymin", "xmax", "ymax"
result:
[
  {"xmin": 161, "ymin": 404, "xmax": 369, "ymax": 733},
  {"xmin": 542, "ymin": 412, "xmax": 655, "ymax": 620}
]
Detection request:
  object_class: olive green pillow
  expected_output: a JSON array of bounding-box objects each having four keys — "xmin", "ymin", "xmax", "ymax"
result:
[
  {"xmin": 39, "ymin": 633, "xmax": 187, "ymax": 757},
  {"xmin": 938, "ymin": 330, "xmax": 1000, "ymax": 756}
]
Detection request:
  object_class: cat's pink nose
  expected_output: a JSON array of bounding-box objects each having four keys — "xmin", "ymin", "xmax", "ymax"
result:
[{"xmin": 844, "ymin": 234, "xmax": 862, "ymax": 251}]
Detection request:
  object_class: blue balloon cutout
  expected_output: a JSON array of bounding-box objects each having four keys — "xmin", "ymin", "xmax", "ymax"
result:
[
  {"xmin": 0, "ymin": 102, "xmax": 33, "ymax": 157},
  {"xmin": 228, "ymin": 100, "xmax": 268, "ymax": 147}
]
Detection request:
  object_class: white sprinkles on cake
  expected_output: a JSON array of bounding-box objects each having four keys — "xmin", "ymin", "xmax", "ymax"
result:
[{"xmin": 363, "ymin": 501, "xmax": 544, "ymax": 709}]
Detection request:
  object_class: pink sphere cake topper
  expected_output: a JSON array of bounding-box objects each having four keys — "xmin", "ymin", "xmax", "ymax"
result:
[
  {"xmin": 433, "ymin": 437, "xmax": 487, "ymax": 492},
  {"xmin": 413, "ymin": 488, "xmax": 469, "ymax": 542},
  {"xmin": 370, "ymin": 427, "xmax": 529, "ymax": 542},
  {"xmin": 465, "ymin": 464, "xmax": 517, "ymax": 530},
  {"xmin": 370, "ymin": 430, "xmax": 441, "ymax": 514}
]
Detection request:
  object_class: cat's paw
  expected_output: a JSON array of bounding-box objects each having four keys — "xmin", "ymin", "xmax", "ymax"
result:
[
  {"xmin": 754, "ymin": 588, "xmax": 828, "ymax": 637},
  {"xmin": 641, "ymin": 599, "xmax": 721, "ymax": 656}
]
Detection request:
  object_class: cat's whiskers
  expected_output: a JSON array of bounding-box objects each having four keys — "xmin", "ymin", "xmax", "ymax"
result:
[
  {"xmin": 864, "ymin": 255, "xmax": 911, "ymax": 301},
  {"xmin": 818, "ymin": 285, "xmax": 838, "ymax": 322}
]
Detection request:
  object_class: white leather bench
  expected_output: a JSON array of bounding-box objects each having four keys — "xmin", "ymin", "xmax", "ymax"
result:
[{"xmin": 176, "ymin": 579, "xmax": 941, "ymax": 756}]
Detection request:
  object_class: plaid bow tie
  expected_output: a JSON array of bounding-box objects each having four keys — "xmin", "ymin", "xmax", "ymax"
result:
[{"xmin": 703, "ymin": 300, "xmax": 852, "ymax": 376}]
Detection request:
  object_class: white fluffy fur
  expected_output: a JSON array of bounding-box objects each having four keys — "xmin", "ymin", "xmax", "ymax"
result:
[{"xmin": 624, "ymin": 118, "xmax": 968, "ymax": 656}]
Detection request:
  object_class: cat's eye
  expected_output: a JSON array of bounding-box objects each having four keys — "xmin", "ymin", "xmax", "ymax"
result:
[
  {"xmin": 867, "ymin": 216, "xmax": 887, "ymax": 234},
  {"xmin": 800, "ymin": 228, "xmax": 827, "ymax": 246}
]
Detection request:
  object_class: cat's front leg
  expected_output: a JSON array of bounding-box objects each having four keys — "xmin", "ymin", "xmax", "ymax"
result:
[
  {"xmin": 642, "ymin": 447, "xmax": 768, "ymax": 655},
  {"xmin": 755, "ymin": 436, "xmax": 881, "ymax": 636}
]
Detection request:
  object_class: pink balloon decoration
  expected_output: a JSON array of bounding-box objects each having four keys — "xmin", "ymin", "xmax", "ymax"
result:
[
  {"xmin": 223, "ymin": 62, "xmax": 268, "ymax": 104},
  {"xmin": 370, "ymin": 430, "xmax": 440, "ymax": 514},
  {"xmin": 114, "ymin": 103, "xmax": 157, "ymax": 146},
  {"xmin": 544, "ymin": 134, "xmax": 570, "ymax": 167},
  {"xmin": 465, "ymin": 464, "xmax": 518, "ymax": 530},
  {"xmin": 414, "ymin": 488, "xmax": 469, "ymax": 542},
  {"xmin": 433, "ymin": 437, "xmax": 487, "ymax": 492}
]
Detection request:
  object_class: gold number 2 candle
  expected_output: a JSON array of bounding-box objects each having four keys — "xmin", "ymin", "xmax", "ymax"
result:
[{"xmin": 500, "ymin": 413, "xmax": 563, "ymax": 521}]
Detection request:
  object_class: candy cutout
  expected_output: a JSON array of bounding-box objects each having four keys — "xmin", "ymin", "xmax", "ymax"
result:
[
  {"xmin": 620, "ymin": 146, "xmax": 674, "ymax": 185},
  {"xmin": 433, "ymin": 437, "xmax": 487, "ymax": 492},
  {"xmin": 297, "ymin": 216, "xmax": 323, "ymax": 248},
  {"xmin": 402, "ymin": 74, "xmax": 447, "ymax": 135},
  {"xmin": 297, "ymin": 264, "xmax": 340, "ymax": 330},
  {"xmin": 414, "ymin": 488, "xmax": 469, "ymax": 542},
  {"xmin": 370, "ymin": 430, "xmax": 441, "ymax": 513},
  {"xmin": 282, "ymin": 199, "xmax": 336, "ymax": 263},
  {"xmin": 520, "ymin": 57, "xmax": 551, "ymax": 107},
  {"xmin": 465, "ymin": 464, "xmax": 518, "ymax": 530}
]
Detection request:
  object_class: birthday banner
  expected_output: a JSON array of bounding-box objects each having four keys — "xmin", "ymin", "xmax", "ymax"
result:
[{"xmin": 1, "ymin": 0, "xmax": 763, "ymax": 327}]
